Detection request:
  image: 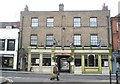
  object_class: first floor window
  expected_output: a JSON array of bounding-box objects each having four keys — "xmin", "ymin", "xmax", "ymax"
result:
[
  {"xmin": 46, "ymin": 34, "xmax": 53, "ymax": 46},
  {"xmin": 90, "ymin": 35, "xmax": 98, "ymax": 46},
  {"xmin": 0, "ymin": 39, "xmax": 5, "ymax": 50},
  {"xmin": 7, "ymin": 39, "xmax": 15, "ymax": 51},
  {"xmin": 73, "ymin": 34, "xmax": 81, "ymax": 46},
  {"xmin": 43, "ymin": 54, "xmax": 51, "ymax": 66},
  {"xmin": 30, "ymin": 34, "xmax": 37, "ymax": 46}
]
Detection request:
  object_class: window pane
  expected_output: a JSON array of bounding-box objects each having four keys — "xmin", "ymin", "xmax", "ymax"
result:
[
  {"xmin": 47, "ymin": 18, "xmax": 54, "ymax": 27},
  {"xmin": 43, "ymin": 54, "xmax": 51, "ymax": 66},
  {"xmin": 90, "ymin": 18, "xmax": 97, "ymax": 27},
  {"xmin": 30, "ymin": 35, "xmax": 37, "ymax": 45},
  {"xmin": 31, "ymin": 18, "xmax": 38, "ymax": 27},
  {"xmin": 101, "ymin": 55, "xmax": 108, "ymax": 67},
  {"xmin": 74, "ymin": 54, "xmax": 81, "ymax": 66},
  {"xmin": 0, "ymin": 39, "xmax": 5, "ymax": 50},
  {"xmin": 31, "ymin": 54, "xmax": 39, "ymax": 66},
  {"xmin": 74, "ymin": 18, "xmax": 81, "ymax": 27},
  {"xmin": 7, "ymin": 39, "xmax": 15, "ymax": 51},
  {"xmin": 46, "ymin": 35, "xmax": 53, "ymax": 46},
  {"xmin": 2, "ymin": 57, "xmax": 13, "ymax": 68},
  {"xmin": 91, "ymin": 35, "xmax": 97, "ymax": 45},
  {"xmin": 73, "ymin": 35, "xmax": 81, "ymax": 46}
]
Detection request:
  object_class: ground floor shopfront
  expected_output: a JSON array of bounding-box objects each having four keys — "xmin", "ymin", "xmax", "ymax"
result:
[
  {"xmin": 27, "ymin": 46, "xmax": 112, "ymax": 74},
  {"xmin": 0, "ymin": 53, "xmax": 18, "ymax": 70}
]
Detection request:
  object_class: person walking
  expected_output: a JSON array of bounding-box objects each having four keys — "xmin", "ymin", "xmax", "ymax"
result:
[{"xmin": 50, "ymin": 64, "xmax": 59, "ymax": 81}]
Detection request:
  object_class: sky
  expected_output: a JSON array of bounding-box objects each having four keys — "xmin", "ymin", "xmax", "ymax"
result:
[{"xmin": 0, "ymin": 0, "xmax": 120, "ymax": 22}]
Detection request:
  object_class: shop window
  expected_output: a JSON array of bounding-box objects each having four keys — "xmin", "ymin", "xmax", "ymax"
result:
[
  {"xmin": 0, "ymin": 39, "xmax": 5, "ymax": 50},
  {"xmin": 101, "ymin": 55, "xmax": 108, "ymax": 67},
  {"xmin": 85, "ymin": 54, "xmax": 98, "ymax": 67},
  {"xmin": 2, "ymin": 57, "xmax": 13, "ymax": 68},
  {"xmin": 43, "ymin": 54, "xmax": 51, "ymax": 66},
  {"xmin": 88, "ymin": 55, "xmax": 94, "ymax": 66},
  {"xmin": 74, "ymin": 54, "xmax": 81, "ymax": 66},
  {"xmin": 31, "ymin": 54, "xmax": 39, "ymax": 66},
  {"xmin": 7, "ymin": 39, "xmax": 15, "ymax": 51}
]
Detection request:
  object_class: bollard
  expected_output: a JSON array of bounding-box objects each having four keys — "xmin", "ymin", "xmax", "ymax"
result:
[
  {"xmin": 110, "ymin": 70, "xmax": 112, "ymax": 84},
  {"xmin": 116, "ymin": 71, "xmax": 118, "ymax": 84}
]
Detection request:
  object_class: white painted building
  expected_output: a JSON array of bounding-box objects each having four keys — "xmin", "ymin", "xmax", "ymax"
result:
[{"xmin": 0, "ymin": 26, "xmax": 19, "ymax": 70}]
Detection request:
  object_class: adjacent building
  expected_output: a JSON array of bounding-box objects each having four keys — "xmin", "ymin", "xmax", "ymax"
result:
[
  {"xmin": 20, "ymin": 4, "xmax": 112, "ymax": 74},
  {"xmin": 111, "ymin": 14, "xmax": 120, "ymax": 73},
  {"xmin": 0, "ymin": 22, "xmax": 20, "ymax": 70}
]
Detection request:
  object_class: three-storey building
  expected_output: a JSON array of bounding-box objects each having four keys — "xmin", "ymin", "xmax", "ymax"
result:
[{"xmin": 20, "ymin": 4, "xmax": 112, "ymax": 74}]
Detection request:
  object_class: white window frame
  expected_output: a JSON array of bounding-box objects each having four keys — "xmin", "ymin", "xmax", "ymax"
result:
[
  {"xmin": 90, "ymin": 35, "xmax": 98, "ymax": 45},
  {"xmin": 30, "ymin": 34, "xmax": 37, "ymax": 45},
  {"xmin": 90, "ymin": 17, "xmax": 97, "ymax": 27},
  {"xmin": 74, "ymin": 17, "xmax": 81, "ymax": 27},
  {"xmin": 46, "ymin": 18, "xmax": 54, "ymax": 27},
  {"xmin": 73, "ymin": 34, "xmax": 81, "ymax": 46},
  {"xmin": 46, "ymin": 34, "xmax": 53, "ymax": 46},
  {"xmin": 31, "ymin": 17, "xmax": 38, "ymax": 27}
]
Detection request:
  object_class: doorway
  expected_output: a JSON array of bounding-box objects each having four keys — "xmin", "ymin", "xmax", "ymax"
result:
[{"xmin": 57, "ymin": 55, "xmax": 70, "ymax": 72}]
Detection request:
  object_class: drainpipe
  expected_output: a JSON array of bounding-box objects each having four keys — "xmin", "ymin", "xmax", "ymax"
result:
[{"xmin": 107, "ymin": 16, "xmax": 110, "ymax": 47}]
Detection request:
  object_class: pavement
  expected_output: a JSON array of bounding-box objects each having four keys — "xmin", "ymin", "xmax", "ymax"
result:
[{"xmin": 0, "ymin": 70, "xmax": 118, "ymax": 83}]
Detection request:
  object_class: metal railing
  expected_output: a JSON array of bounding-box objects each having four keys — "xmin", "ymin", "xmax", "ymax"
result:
[
  {"xmin": 116, "ymin": 71, "xmax": 120, "ymax": 84},
  {"xmin": 110, "ymin": 70, "xmax": 120, "ymax": 84}
]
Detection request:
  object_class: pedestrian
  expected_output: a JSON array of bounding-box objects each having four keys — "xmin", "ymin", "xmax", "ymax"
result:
[{"xmin": 50, "ymin": 64, "xmax": 59, "ymax": 81}]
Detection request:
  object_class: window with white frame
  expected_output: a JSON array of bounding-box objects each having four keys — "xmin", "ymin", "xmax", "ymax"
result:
[
  {"xmin": 90, "ymin": 17, "xmax": 97, "ymax": 27},
  {"xmin": 30, "ymin": 34, "xmax": 37, "ymax": 46},
  {"xmin": 90, "ymin": 35, "xmax": 98, "ymax": 46},
  {"xmin": 0, "ymin": 39, "xmax": 5, "ymax": 50},
  {"xmin": 46, "ymin": 34, "xmax": 53, "ymax": 46},
  {"xmin": 31, "ymin": 17, "xmax": 38, "ymax": 27},
  {"xmin": 73, "ymin": 34, "xmax": 81, "ymax": 46},
  {"xmin": 7, "ymin": 39, "xmax": 15, "ymax": 51},
  {"xmin": 74, "ymin": 17, "xmax": 81, "ymax": 27},
  {"xmin": 46, "ymin": 18, "xmax": 54, "ymax": 27}
]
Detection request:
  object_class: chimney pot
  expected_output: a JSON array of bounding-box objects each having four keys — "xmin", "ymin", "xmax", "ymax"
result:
[{"xmin": 59, "ymin": 3, "xmax": 64, "ymax": 11}]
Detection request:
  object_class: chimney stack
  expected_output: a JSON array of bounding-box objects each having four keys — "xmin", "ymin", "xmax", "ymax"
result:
[
  {"xmin": 59, "ymin": 3, "xmax": 64, "ymax": 11},
  {"xmin": 102, "ymin": 3, "xmax": 108, "ymax": 10}
]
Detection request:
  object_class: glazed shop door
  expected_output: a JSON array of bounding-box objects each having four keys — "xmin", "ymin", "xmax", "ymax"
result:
[{"xmin": 57, "ymin": 56, "xmax": 70, "ymax": 72}]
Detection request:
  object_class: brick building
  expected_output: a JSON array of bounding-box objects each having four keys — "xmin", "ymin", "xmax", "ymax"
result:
[
  {"xmin": 111, "ymin": 14, "xmax": 120, "ymax": 73},
  {"xmin": 20, "ymin": 4, "xmax": 112, "ymax": 74}
]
